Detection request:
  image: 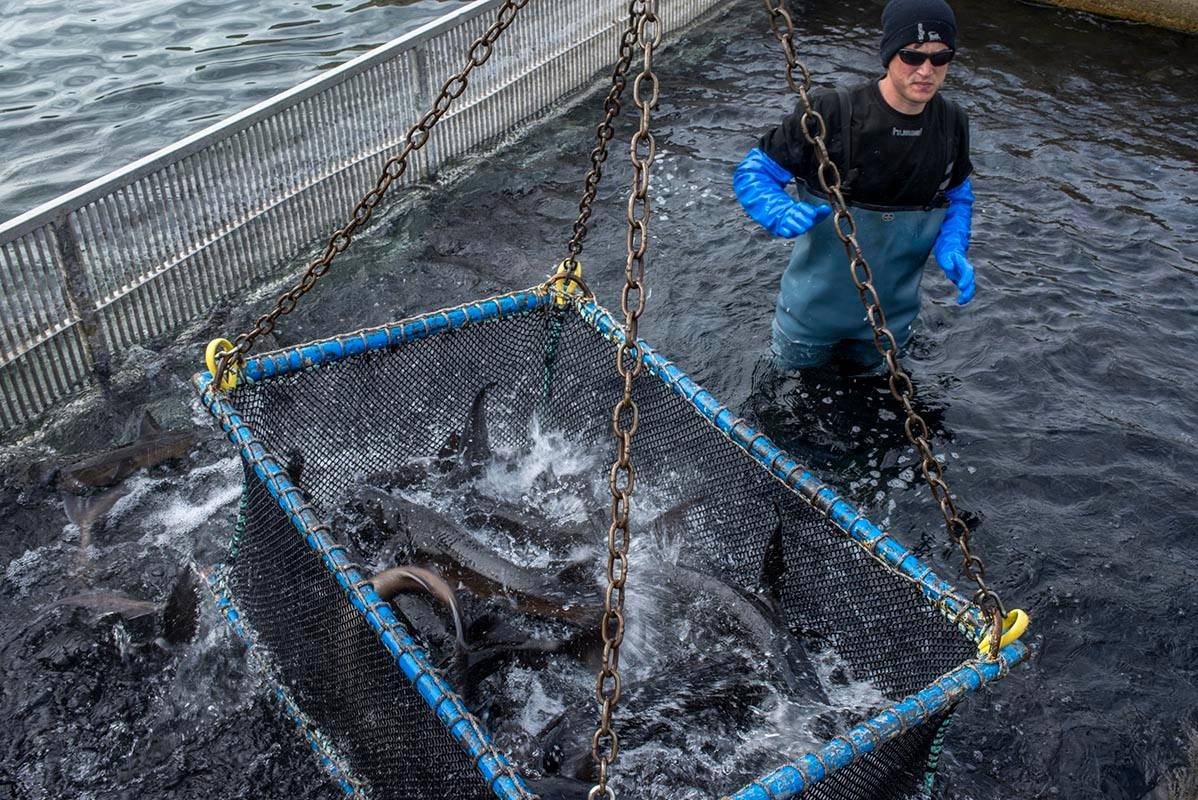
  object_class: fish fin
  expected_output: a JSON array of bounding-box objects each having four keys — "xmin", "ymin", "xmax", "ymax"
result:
[
  {"xmin": 160, "ymin": 563, "xmax": 200, "ymax": 645},
  {"xmin": 137, "ymin": 410, "xmax": 163, "ymax": 437},
  {"xmin": 62, "ymin": 492, "xmax": 90, "ymax": 530},
  {"xmin": 463, "ymin": 382, "xmax": 496, "ymax": 465},
  {"xmin": 445, "ymin": 382, "xmax": 497, "ymax": 485},
  {"xmin": 759, "ymin": 497, "xmax": 788, "ymax": 596},
  {"xmin": 285, "ymin": 449, "xmax": 305, "ymax": 487},
  {"xmin": 63, "ymin": 484, "xmax": 129, "ymax": 528}
]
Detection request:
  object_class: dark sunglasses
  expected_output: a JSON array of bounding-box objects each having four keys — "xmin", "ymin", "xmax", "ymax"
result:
[{"xmin": 897, "ymin": 48, "xmax": 955, "ymax": 67}]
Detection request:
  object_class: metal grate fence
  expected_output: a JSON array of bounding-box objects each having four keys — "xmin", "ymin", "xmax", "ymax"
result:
[{"xmin": 0, "ymin": 0, "xmax": 722, "ymax": 433}]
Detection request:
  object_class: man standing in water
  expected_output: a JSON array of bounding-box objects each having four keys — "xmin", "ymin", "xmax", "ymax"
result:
[{"xmin": 734, "ymin": 0, "xmax": 976, "ymax": 370}]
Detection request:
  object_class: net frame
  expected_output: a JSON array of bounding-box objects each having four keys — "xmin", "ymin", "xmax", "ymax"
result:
[{"xmin": 192, "ymin": 285, "xmax": 1029, "ymax": 800}]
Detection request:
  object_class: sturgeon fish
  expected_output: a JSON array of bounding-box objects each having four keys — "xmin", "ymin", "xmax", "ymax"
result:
[
  {"xmin": 55, "ymin": 563, "xmax": 200, "ymax": 646},
  {"xmin": 57, "ymin": 411, "xmax": 198, "ymax": 494},
  {"xmin": 666, "ymin": 559, "xmax": 827, "ymax": 702},
  {"xmin": 535, "ymin": 655, "xmax": 770, "ymax": 782},
  {"xmin": 365, "ymin": 489, "xmax": 599, "ymax": 625},
  {"xmin": 459, "ymin": 489, "xmax": 606, "ymax": 550},
  {"xmin": 369, "ymin": 564, "xmax": 466, "ymax": 649},
  {"xmin": 463, "ymin": 612, "xmax": 602, "ymax": 672}
]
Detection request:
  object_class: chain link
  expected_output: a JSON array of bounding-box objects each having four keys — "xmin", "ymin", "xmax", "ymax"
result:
[
  {"xmin": 211, "ymin": 0, "xmax": 532, "ymax": 392},
  {"xmin": 760, "ymin": 0, "xmax": 1005, "ymax": 657},
  {"xmin": 560, "ymin": 2, "xmax": 642, "ymax": 277},
  {"xmin": 591, "ymin": 2, "xmax": 659, "ymax": 796}
]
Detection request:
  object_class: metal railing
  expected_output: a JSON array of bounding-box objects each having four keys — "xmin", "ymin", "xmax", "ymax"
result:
[{"xmin": 0, "ymin": 0, "xmax": 722, "ymax": 433}]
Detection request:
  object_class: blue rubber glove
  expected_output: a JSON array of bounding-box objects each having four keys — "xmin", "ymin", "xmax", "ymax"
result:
[
  {"xmin": 932, "ymin": 178, "xmax": 977, "ymax": 305},
  {"xmin": 733, "ymin": 148, "xmax": 832, "ymax": 238}
]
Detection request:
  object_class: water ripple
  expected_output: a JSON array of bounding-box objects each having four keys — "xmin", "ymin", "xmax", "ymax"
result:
[{"xmin": 0, "ymin": 0, "xmax": 463, "ymax": 220}]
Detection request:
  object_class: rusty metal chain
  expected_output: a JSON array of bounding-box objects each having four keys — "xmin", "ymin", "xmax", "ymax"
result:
[
  {"xmin": 591, "ymin": 3, "xmax": 660, "ymax": 798},
  {"xmin": 560, "ymin": 1, "xmax": 641, "ymax": 276},
  {"xmin": 760, "ymin": 0, "xmax": 1005, "ymax": 658},
  {"xmin": 210, "ymin": 0, "xmax": 531, "ymax": 393}
]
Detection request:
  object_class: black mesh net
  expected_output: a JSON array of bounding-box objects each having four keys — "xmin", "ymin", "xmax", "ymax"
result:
[
  {"xmin": 218, "ymin": 298, "xmax": 976, "ymax": 799},
  {"xmin": 230, "ymin": 464, "xmax": 494, "ymax": 800}
]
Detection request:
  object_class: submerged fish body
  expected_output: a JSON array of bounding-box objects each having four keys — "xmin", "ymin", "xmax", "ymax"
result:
[
  {"xmin": 536, "ymin": 655, "xmax": 771, "ymax": 782},
  {"xmin": 56, "ymin": 592, "xmax": 161, "ymax": 619},
  {"xmin": 463, "ymin": 611, "xmax": 601, "ymax": 674},
  {"xmin": 459, "ymin": 489, "xmax": 602, "ymax": 551},
  {"xmin": 159, "ymin": 563, "xmax": 201, "ymax": 645},
  {"xmin": 57, "ymin": 412, "xmax": 198, "ymax": 494},
  {"xmin": 667, "ymin": 560, "xmax": 827, "ymax": 704},
  {"xmin": 54, "ymin": 563, "xmax": 200, "ymax": 647},
  {"xmin": 382, "ymin": 493, "xmax": 598, "ymax": 625}
]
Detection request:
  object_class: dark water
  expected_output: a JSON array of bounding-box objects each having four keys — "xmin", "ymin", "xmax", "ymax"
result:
[
  {"xmin": 0, "ymin": 0, "xmax": 463, "ymax": 222},
  {"xmin": 2, "ymin": 0, "xmax": 1197, "ymax": 798}
]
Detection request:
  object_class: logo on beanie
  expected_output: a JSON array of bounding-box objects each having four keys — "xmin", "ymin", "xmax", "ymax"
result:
[{"xmin": 918, "ymin": 22, "xmax": 925, "ymax": 41}]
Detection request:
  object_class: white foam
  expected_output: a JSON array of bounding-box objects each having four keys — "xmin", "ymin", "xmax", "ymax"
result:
[
  {"xmin": 147, "ymin": 483, "xmax": 242, "ymax": 540},
  {"xmin": 137, "ymin": 459, "xmax": 242, "ymax": 541},
  {"xmin": 4, "ymin": 548, "xmax": 46, "ymax": 593},
  {"xmin": 474, "ymin": 417, "xmax": 603, "ymax": 523},
  {"xmin": 813, "ymin": 648, "xmax": 890, "ymax": 714},
  {"xmin": 507, "ymin": 666, "xmax": 566, "ymax": 734}
]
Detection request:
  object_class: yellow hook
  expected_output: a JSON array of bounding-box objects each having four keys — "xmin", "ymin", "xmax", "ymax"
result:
[
  {"xmin": 550, "ymin": 259, "xmax": 584, "ymax": 307},
  {"xmin": 978, "ymin": 608, "xmax": 1029, "ymax": 658},
  {"xmin": 204, "ymin": 338, "xmax": 240, "ymax": 391}
]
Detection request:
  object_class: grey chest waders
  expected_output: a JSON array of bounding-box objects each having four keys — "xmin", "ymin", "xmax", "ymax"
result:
[{"xmin": 773, "ymin": 190, "xmax": 946, "ymax": 355}]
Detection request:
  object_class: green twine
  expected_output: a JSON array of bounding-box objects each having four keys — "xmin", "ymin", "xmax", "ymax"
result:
[
  {"xmin": 922, "ymin": 712, "xmax": 955, "ymax": 798},
  {"xmin": 538, "ymin": 304, "xmax": 568, "ymax": 418}
]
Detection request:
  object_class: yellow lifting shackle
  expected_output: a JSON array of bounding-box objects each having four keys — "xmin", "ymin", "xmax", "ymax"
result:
[
  {"xmin": 204, "ymin": 338, "xmax": 240, "ymax": 391},
  {"xmin": 978, "ymin": 608, "xmax": 1029, "ymax": 658}
]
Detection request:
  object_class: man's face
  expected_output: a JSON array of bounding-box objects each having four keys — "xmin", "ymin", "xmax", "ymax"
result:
[{"xmin": 885, "ymin": 41, "xmax": 953, "ymax": 108}]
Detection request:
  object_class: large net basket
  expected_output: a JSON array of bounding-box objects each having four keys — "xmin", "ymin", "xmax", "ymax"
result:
[{"xmin": 194, "ymin": 286, "xmax": 1027, "ymax": 800}]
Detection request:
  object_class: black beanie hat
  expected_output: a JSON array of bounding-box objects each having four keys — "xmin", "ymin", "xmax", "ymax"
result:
[{"xmin": 880, "ymin": 0, "xmax": 957, "ymax": 67}]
